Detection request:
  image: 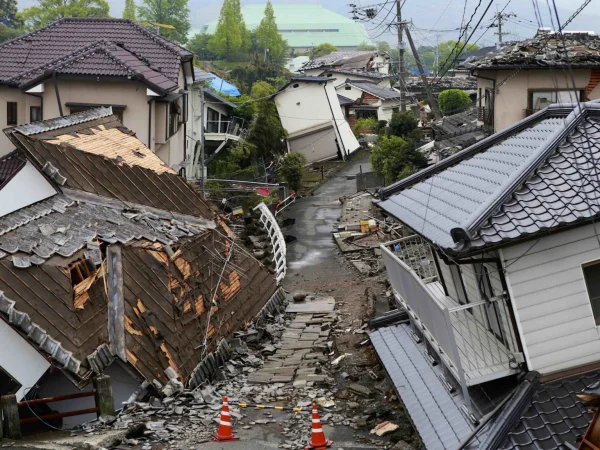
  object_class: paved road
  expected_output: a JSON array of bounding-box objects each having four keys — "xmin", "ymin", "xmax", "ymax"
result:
[{"xmin": 205, "ymin": 155, "xmax": 380, "ymax": 449}]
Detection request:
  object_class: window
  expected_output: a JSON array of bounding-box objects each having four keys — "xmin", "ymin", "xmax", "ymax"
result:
[
  {"xmin": 356, "ymin": 109, "xmax": 377, "ymax": 120},
  {"xmin": 475, "ymin": 263, "xmax": 495, "ymax": 300},
  {"xmin": 7, "ymin": 102, "xmax": 17, "ymax": 125},
  {"xmin": 345, "ymin": 86, "xmax": 351, "ymax": 90},
  {"xmin": 206, "ymin": 107, "xmax": 220, "ymax": 133},
  {"xmin": 583, "ymin": 261, "xmax": 600, "ymax": 326},
  {"xmin": 392, "ymin": 107, "xmax": 399, "ymax": 113},
  {"xmin": 529, "ymin": 90, "xmax": 582, "ymax": 111},
  {"xmin": 30, "ymin": 106, "xmax": 42, "ymax": 122}
]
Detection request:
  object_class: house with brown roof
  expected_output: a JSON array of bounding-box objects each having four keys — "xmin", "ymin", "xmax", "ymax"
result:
[
  {"xmin": 0, "ymin": 18, "xmax": 196, "ymax": 169},
  {"xmin": 0, "ymin": 107, "xmax": 283, "ymax": 425},
  {"xmin": 464, "ymin": 30, "xmax": 600, "ymax": 132}
]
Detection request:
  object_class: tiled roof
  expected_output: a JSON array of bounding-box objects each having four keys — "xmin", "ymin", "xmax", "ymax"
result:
[
  {"xmin": 302, "ymin": 51, "xmax": 380, "ymax": 70},
  {"xmin": 9, "ymin": 40, "xmax": 178, "ymax": 94},
  {"xmin": 378, "ymin": 103, "xmax": 600, "ymax": 253},
  {"xmin": 0, "ymin": 18, "xmax": 191, "ymax": 86},
  {"xmin": 468, "ymin": 32, "xmax": 600, "ymax": 70},
  {"xmin": 321, "ymin": 68, "xmax": 393, "ymax": 80},
  {"xmin": 0, "ymin": 150, "xmax": 26, "ymax": 189},
  {"xmin": 498, "ymin": 371, "xmax": 600, "ymax": 449},
  {"xmin": 5, "ymin": 108, "xmax": 214, "ymax": 219},
  {"xmin": 369, "ymin": 324, "xmax": 475, "ymax": 450},
  {"xmin": 337, "ymin": 94, "xmax": 355, "ymax": 106},
  {"xmin": 345, "ymin": 79, "xmax": 401, "ymax": 100}
]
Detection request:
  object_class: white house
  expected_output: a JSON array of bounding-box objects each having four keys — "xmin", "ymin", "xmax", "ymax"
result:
[
  {"xmin": 335, "ymin": 79, "xmax": 402, "ymax": 125},
  {"xmin": 274, "ymin": 76, "xmax": 360, "ymax": 164},
  {"xmin": 370, "ymin": 102, "xmax": 600, "ymax": 449},
  {"xmin": 187, "ymin": 73, "xmax": 248, "ymax": 178}
]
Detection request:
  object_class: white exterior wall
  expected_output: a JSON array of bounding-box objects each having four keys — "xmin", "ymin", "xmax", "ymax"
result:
[
  {"xmin": 0, "ymin": 162, "xmax": 56, "ymax": 218},
  {"xmin": 0, "ymin": 318, "xmax": 50, "ymax": 400},
  {"xmin": 0, "ymin": 87, "xmax": 42, "ymax": 156},
  {"xmin": 276, "ymin": 81, "xmax": 359, "ymax": 161},
  {"xmin": 501, "ymin": 223, "xmax": 600, "ymax": 375}
]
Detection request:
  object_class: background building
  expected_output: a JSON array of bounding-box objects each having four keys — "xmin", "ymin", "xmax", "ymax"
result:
[{"xmin": 199, "ymin": 4, "xmax": 374, "ymax": 52}]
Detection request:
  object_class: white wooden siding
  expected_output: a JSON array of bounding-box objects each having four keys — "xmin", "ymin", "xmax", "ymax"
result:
[{"xmin": 502, "ymin": 222, "xmax": 600, "ymax": 375}]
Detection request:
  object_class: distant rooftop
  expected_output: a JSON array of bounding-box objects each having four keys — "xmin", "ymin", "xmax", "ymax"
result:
[
  {"xmin": 467, "ymin": 31, "xmax": 600, "ymax": 70},
  {"xmin": 200, "ymin": 4, "xmax": 373, "ymax": 49}
]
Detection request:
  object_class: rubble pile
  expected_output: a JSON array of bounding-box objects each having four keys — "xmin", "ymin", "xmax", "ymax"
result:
[{"xmin": 77, "ymin": 293, "xmax": 417, "ymax": 450}]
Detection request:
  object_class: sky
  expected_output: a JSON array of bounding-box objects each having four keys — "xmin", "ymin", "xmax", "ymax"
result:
[{"xmin": 15, "ymin": 0, "xmax": 600, "ymax": 46}]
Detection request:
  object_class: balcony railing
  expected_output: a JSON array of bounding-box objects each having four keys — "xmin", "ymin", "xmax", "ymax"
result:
[
  {"xmin": 381, "ymin": 236, "xmax": 520, "ymax": 389},
  {"xmin": 206, "ymin": 117, "xmax": 248, "ymax": 139},
  {"xmin": 477, "ymin": 106, "xmax": 494, "ymax": 128}
]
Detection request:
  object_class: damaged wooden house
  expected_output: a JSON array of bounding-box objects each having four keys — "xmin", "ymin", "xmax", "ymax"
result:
[{"xmin": 0, "ymin": 107, "xmax": 283, "ymax": 426}]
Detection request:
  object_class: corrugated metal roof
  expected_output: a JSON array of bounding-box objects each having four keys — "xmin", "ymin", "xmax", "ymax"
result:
[
  {"xmin": 369, "ymin": 324, "xmax": 474, "ymax": 450},
  {"xmin": 302, "ymin": 51, "xmax": 379, "ymax": 70},
  {"xmin": 378, "ymin": 103, "xmax": 600, "ymax": 253},
  {"xmin": 12, "ymin": 107, "xmax": 113, "ymax": 135}
]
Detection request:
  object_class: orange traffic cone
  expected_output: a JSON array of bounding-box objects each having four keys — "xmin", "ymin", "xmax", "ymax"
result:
[
  {"xmin": 211, "ymin": 396, "xmax": 239, "ymax": 442},
  {"xmin": 305, "ymin": 404, "xmax": 333, "ymax": 449}
]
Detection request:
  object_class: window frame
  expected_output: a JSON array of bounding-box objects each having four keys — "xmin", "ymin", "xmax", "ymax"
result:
[
  {"xmin": 30, "ymin": 106, "xmax": 42, "ymax": 122},
  {"xmin": 527, "ymin": 89, "xmax": 584, "ymax": 112},
  {"xmin": 582, "ymin": 259, "xmax": 600, "ymax": 326},
  {"xmin": 7, "ymin": 102, "xmax": 17, "ymax": 126}
]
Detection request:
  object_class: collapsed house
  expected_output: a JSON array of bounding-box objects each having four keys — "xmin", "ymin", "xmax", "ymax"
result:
[{"xmin": 0, "ymin": 108, "xmax": 282, "ymax": 423}]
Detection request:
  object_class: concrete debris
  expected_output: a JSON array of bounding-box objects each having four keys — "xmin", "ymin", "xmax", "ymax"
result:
[
  {"xmin": 370, "ymin": 421, "xmax": 400, "ymax": 436},
  {"xmin": 72, "ymin": 289, "xmax": 412, "ymax": 450}
]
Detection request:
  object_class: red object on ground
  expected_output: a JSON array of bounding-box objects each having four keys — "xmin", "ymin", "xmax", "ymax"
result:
[
  {"xmin": 256, "ymin": 187, "xmax": 270, "ymax": 197},
  {"xmin": 211, "ymin": 396, "xmax": 239, "ymax": 442},
  {"xmin": 305, "ymin": 403, "xmax": 333, "ymax": 449}
]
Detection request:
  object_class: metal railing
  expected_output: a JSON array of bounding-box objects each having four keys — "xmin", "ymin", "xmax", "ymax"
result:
[
  {"xmin": 477, "ymin": 106, "xmax": 494, "ymax": 127},
  {"xmin": 381, "ymin": 236, "xmax": 519, "ymax": 387},
  {"xmin": 206, "ymin": 117, "xmax": 248, "ymax": 138}
]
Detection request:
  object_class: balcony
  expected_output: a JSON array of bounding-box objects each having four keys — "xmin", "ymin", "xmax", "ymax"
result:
[
  {"xmin": 381, "ymin": 236, "xmax": 520, "ymax": 388},
  {"xmin": 477, "ymin": 106, "xmax": 494, "ymax": 128},
  {"xmin": 205, "ymin": 116, "xmax": 248, "ymax": 141}
]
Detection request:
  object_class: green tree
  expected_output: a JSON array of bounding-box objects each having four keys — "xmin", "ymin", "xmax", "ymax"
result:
[
  {"xmin": 0, "ymin": 0, "xmax": 22, "ymax": 28},
  {"xmin": 377, "ymin": 41, "xmax": 391, "ymax": 52},
  {"xmin": 188, "ymin": 32, "xmax": 217, "ymax": 60},
  {"xmin": 311, "ymin": 42, "xmax": 337, "ymax": 58},
  {"xmin": 138, "ymin": 0, "xmax": 190, "ymax": 44},
  {"xmin": 20, "ymin": 0, "xmax": 110, "ymax": 29},
  {"xmin": 356, "ymin": 40, "xmax": 376, "ymax": 51},
  {"xmin": 122, "ymin": 0, "xmax": 136, "ymax": 20},
  {"xmin": 279, "ymin": 153, "xmax": 306, "ymax": 192},
  {"xmin": 209, "ymin": 0, "xmax": 250, "ymax": 60},
  {"xmin": 438, "ymin": 89, "xmax": 472, "ymax": 115},
  {"xmin": 0, "ymin": 24, "xmax": 21, "ymax": 43},
  {"xmin": 255, "ymin": 1, "xmax": 286, "ymax": 62},
  {"xmin": 388, "ymin": 111, "xmax": 418, "ymax": 138},
  {"xmin": 247, "ymin": 81, "xmax": 286, "ymax": 160},
  {"xmin": 370, "ymin": 135, "xmax": 427, "ymax": 183}
]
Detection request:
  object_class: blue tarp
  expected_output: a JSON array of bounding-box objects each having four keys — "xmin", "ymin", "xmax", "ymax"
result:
[{"xmin": 209, "ymin": 76, "xmax": 241, "ymax": 96}]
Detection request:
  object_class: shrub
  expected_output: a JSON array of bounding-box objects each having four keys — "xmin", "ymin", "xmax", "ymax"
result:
[
  {"xmin": 388, "ymin": 111, "xmax": 418, "ymax": 138},
  {"xmin": 438, "ymin": 89, "xmax": 472, "ymax": 115},
  {"xmin": 279, "ymin": 153, "xmax": 307, "ymax": 192},
  {"xmin": 352, "ymin": 117, "xmax": 377, "ymax": 137},
  {"xmin": 370, "ymin": 136, "xmax": 428, "ymax": 183}
]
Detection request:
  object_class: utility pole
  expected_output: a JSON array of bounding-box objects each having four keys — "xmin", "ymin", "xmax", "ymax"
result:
[
  {"xmin": 396, "ymin": 0, "xmax": 406, "ymax": 111},
  {"xmin": 405, "ymin": 25, "xmax": 442, "ymax": 120},
  {"xmin": 199, "ymin": 86, "xmax": 206, "ymax": 199},
  {"xmin": 492, "ymin": 9, "xmax": 516, "ymax": 48}
]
